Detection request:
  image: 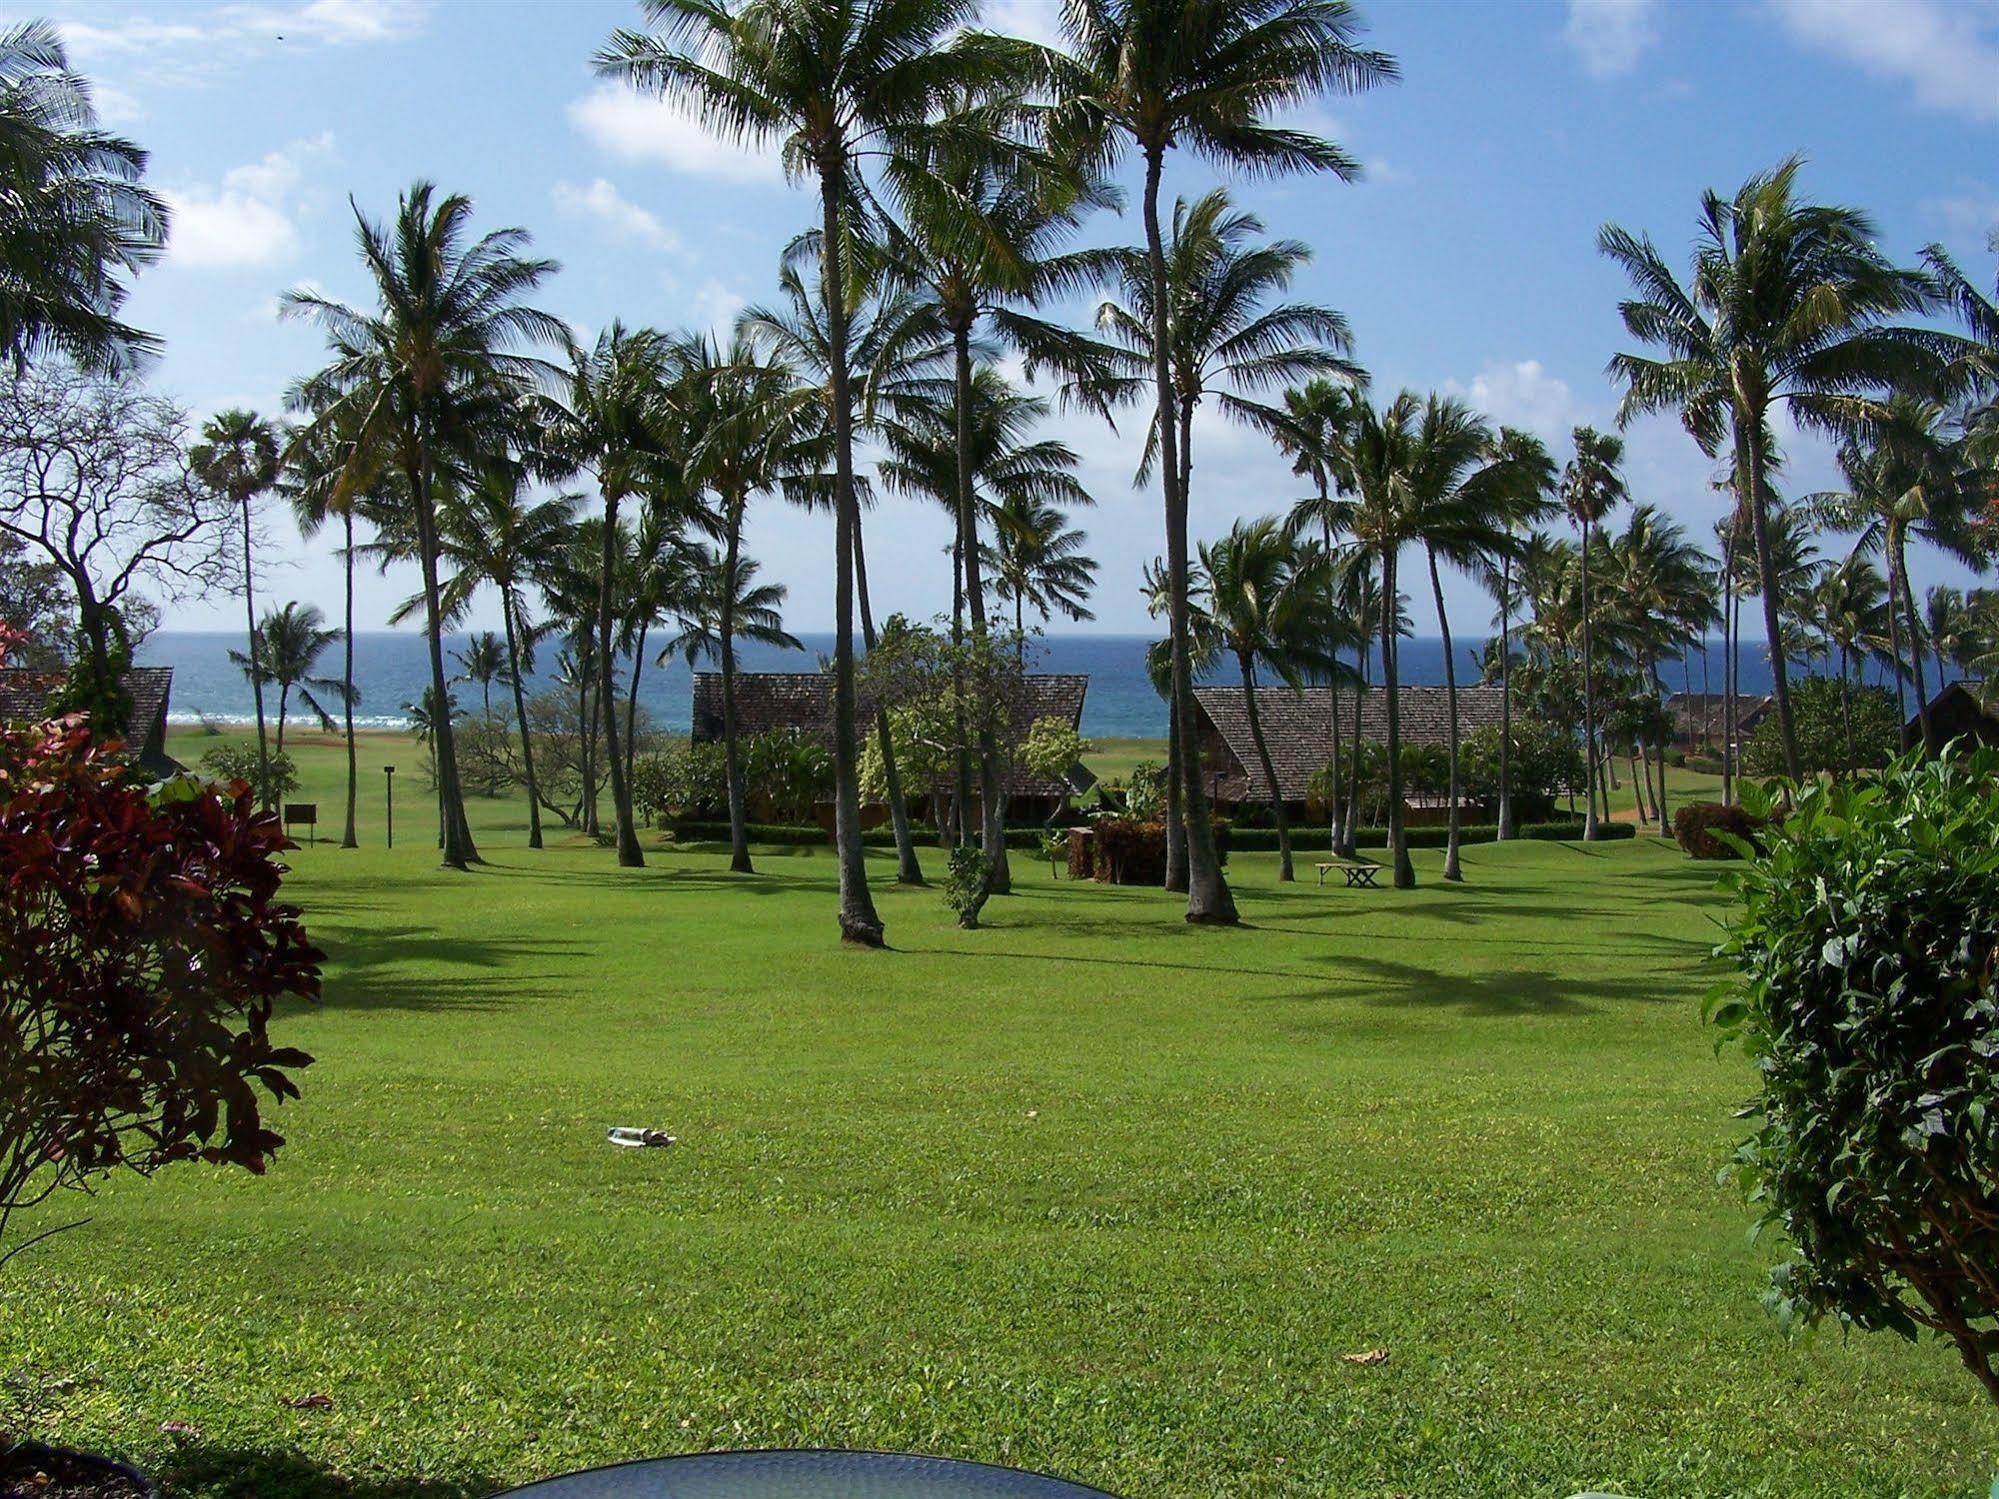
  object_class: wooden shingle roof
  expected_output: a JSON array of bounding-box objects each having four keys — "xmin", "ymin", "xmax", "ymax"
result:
[
  {"xmin": 1664, "ymin": 692, "xmax": 1770, "ymax": 737},
  {"xmin": 692, "ymin": 670, "xmax": 1093, "ymax": 799},
  {"xmin": 1192, "ymin": 683, "xmax": 1506, "ymax": 803},
  {"xmin": 0, "ymin": 665, "xmax": 176, "ymax": 773}
]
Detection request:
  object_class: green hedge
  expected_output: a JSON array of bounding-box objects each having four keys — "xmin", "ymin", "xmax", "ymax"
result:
[
  {"xmin": 1223, "ymin": 820, "xmax": 1635, "ymax": 851},
  {"xmin": 665, "ymin": 820, "xmax": 1053, "ymax": 851}
]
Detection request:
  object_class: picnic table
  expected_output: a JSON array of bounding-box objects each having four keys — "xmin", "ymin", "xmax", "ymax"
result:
[
  {"xmin": 495, "ymin": 1451, "xmax": 1122, "ymax": 1497},
  {"xmin": 1317, "ymin": 858, "xmax": 1383, "ymax": 888}
]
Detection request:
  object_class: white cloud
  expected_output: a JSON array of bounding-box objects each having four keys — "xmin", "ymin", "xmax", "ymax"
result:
[
  {"xmin": 568, "ymin": 84, "xmax": 785, "ymax": 185},
  {"xmin": 1765, "ymin": 0, "xmax": 1999, "ymax": 122},
  {"xmin": 165, "ymin": 134, "xmax": 335, "ymax": 270},
  {"xmin": 982, "ymin": 0, "xmax": 1064, "ymax": 49},
  {"xmin": 1444, "ymin": 359, "xmax": 1584, "ymax": 442},
  {"xmin": 1564, "ymin": 0, "xmax": 1661, "ymax": 78},
  {"xmin": 552, "ymin": 178, "xmax": 679, "ymax": 252},
  {"xmin": 692, "ymin": 280, "xmax": 748, "ymax": 336},
  {"xmin": 1923, "ymin": 185, "xmax": 1999, "ymax": 243}
]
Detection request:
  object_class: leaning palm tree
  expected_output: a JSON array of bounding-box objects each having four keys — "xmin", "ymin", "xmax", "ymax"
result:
[
  {"xmin": 1199, "ymin": 518, "xmax": 1338, "ymax": 882},
  {"xmin": 0, "ymin": 20, "xmax": 167, "ymax": 370},
  {"xmin": 1046, "ymin": 0, "xmax": 1397, "ymax": 925},
  {"xmin": 1559, "ymin": 426, "xmax": 1627, "ymax": 839},
  {"xmin": 284, "ymin": 182, "xmax": 567, "ymax": 871},
  {"xmin": 598, "ymin": 0, "xmax": 1027, "ymax": 946},
  {"xmin": 985, "ymin": 494, "xmax": 1098, "ymax": 649},
  {"xmin": 552, "ymin": 321, "xmax": 681, "ymax": 869},
  {"xmin": 192, "ymin": 409, "xmax": 282, "ymax": 810},
  {"xmin": 232, "ymin": 602, "xmax": 344, "ymax": 754},
  {"xmin": 1601, "ymin": 157, "xmax": 1963, "ymax": 778}
]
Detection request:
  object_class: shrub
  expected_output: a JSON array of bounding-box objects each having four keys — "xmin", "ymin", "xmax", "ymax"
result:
[
  {"xmin": 1462, "ymin": 718, "xmax": 1583, "ymax": 821},
  {"xmin": 1742, "ymin": 675, "xmax": 1900, "ymax": 777},
  {"xmin": 1673, "ymin": 801, "xmax": 1763, "ymax": 860},
  {"xmin": 1022, "ymin": 717, "xmax": 1092, "ymax": 784},
  {"xmin": 200, "ymin": 742, "xmax": 299, "ymax": 805},
  {"xmin": 1088, "ymin": 818, "xmax": 1231, "ymax": 884},
  {"xmin": 632, "ymin": 740, "xmax": 726, "ymax": 824},
  {"xmin": 0, "ymin": 719, "xmax": 322, "ymax": 1266},
  {"xmin": 942, "ymin": 846, "xmax": 993, "ymax": 928},
  {"xmin": 1122, "ymin": 760, "xmax": 1166, "ymax": 821},
  {"xmin": 1709, "ymin": 750, "xmax": 1999, "ymax": 1406},
  {"xmin": 1037, "ymin": 828, "xmax": 1068, "ymax": 877}
]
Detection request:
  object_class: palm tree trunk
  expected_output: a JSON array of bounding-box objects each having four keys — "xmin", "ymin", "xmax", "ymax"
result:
[
  {"xmin": 950, "ymin": 530, "xmax": 971, "ymax": 848},
  {"xmin": 276, "ymin": 684, "xmax": 289, "ymax": 756},
  {"xmin": 596, "ymin": 489, "xmax": 642, "ymax": 867},
  {"xmin": 720, "ymin": 503, "xmax": 752, "ymax": 875},
  {"xmin": 1163, "ymin": 689, "xmax": 1187, "ymax": 890},
  {"xmin": 1496, "ymin": 557, "xmax": 1515, "ymax": 841},
  {"xmin": 1580, "ymin": 515, "xmax": 1599, "ymax": 840},
  {"xmin": 1896, "ymin": 530, "xmax": 1932, "ymax": 752},
  {"xmin": 1382, "ymin": 548, "xmax": 1412, "ymax": 887},
  {"xmin": 954, "ymin": 324, "xmax": 1011, "ymax": 896},
  {"xmin": 340, "ymin": 512, "xmax": 358, "ymax": 849},
  {"xmin": 854, "ymin": 506, "xmax": 922, "ymax": 884},
  {"xmin": 1838, "ymin": 644, "xmax": 1854, "ymax": 775},
  {"xmin": 501, "ymin": 596, "xmax": 542, "ymax": 849},
  {"xmin": 241, "ymin": 498, "xmax": 271, "ymax": 810},
  {"xmin": 1143, "ymin": 144, "xmax": 1234, "ymax": 925},
  {"xmin": 1348, "ymin": 623, "xmax": 1368, "ymax": 843},
  {"xmin": 1885, "ymin": 539, "xmax": 1908, "ymax": 733},
  {"xmin": 820, "ymin": 171, "xmax": 883, "ymax": 945},
  {"xmin": 1725, "ymin": 559, "xmax": 1739, "ymax": 805},
  {"xmin": 1427, "ymin": 547, "xmax": 1464, "ymax": 881},
  {"xmin": 1321, "ymin": 513, "xmax": 1345, "ymax": 853},
  {"xmin": 1238, "ymin": 653, "xmax": 1293, "ymax": 881},
  {"xmin": 1739, "ymin": 412, "xmax": 1800, "ymax": 779},
  {"xmin": 623, "ymin": 624, "xmax": 646, "ymax": 797},
  {"xmin": 1650, "ymin": 664, "xmax": 1672, "ymax": 829},
  {"xmin": 409, "ymin": 447, "xmax": 477, "ymax": 869}
]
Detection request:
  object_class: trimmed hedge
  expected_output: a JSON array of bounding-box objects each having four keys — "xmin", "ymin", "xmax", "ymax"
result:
[
  {"xmin": 1224, "ymin": 820, "xmax": 1633, "ymax": 852},
  {"xmin": 664, "ymin": 820, "xmax": 1057, "ymax": 852}
]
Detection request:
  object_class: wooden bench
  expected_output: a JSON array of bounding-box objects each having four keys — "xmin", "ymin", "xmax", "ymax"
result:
[{"xmin": 1317, "ymin": 858, "xmax": 1382, "ymax": 888}]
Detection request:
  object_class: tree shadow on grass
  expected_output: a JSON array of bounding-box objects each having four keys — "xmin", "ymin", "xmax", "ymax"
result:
[
  {"xmin": 307, "ymin": 925, "xmax": 590, "ymax": 1014},
  {"xmin": 156, "ymin": 1443, "xmax": 499, "ymax": 1499},
  {"xmin": 1317, "ymin": 952, "xmax": 1701, "ymax": 1018}
]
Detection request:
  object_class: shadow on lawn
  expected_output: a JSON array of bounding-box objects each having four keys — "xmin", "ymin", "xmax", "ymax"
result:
[
  {"xmin": 155, "ymin": 1444, "xmax": 498, "ymax": 1499},
  {"xmin": 310, "ymin": 924, "xmax": 589, "ymax": 1013},
  {"xmin": 1324, "ymin": 952, "xmax": 1701, "ymax": 1017}
]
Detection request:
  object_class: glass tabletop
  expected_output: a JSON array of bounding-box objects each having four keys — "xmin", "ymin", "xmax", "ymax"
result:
[{"xmin": 494, "ymin": 1451, "xmax": 1122, "ymax": 1499}]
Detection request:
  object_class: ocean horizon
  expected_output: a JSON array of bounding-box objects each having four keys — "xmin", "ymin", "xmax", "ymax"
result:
[{"xmin": 134, "ymin": 629, "xmax": 1815, "ymax": 741}]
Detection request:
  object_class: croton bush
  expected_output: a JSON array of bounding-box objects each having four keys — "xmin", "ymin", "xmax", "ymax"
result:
[
  {"xmin": 1709, "ymin": 750, "xmax": 1999, "ymax": 1407},
  {"xmin": 0, "ymin": 718, "xmax": 322, "ymax": 1265}
]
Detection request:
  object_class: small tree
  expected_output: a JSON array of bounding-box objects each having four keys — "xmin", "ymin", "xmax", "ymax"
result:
[
  {"xmin": 1, "ymin": 719, "xmax": 321, "ymax": 1267},
  {"xmin": 1709, "ymin": 749, "xmax": 1999, "ymax": 1405},
  {"xmin": 1742, "ymin": 675, "xmax": 1900, "ymax": 779},
  {"xmin": 199, "ymin": 743, "xmax": 299, "ymax": 808}
]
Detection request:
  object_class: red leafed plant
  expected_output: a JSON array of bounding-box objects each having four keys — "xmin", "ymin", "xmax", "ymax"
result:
[{"xmin": 0, "ymin": 717, "xmax": 322, "ymax": 1267}]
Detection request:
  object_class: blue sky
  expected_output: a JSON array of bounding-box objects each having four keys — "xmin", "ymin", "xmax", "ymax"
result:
[{"xmin": 31, "ymin": 0, "xmax": 1999, "ymax": 637}]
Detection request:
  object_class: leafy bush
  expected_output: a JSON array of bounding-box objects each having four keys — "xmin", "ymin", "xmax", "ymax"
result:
[
  {"xmin": 1462, "ymin": 718, "xmax": 1583, "ymax": 821},
  {"xmin": 1121, "ymin": 760, "xmax": 1166, "ymax": 821},
  {"xmin": 1037, "ymin": 828, "xmax": 1069, "ymax": 876},
  {"xmin": 1088, "ymin": 818, "xmax": 1231, "ymax": 884},
  {"xmin": 942, "ymin": 846, "xmax": 993, "ymax": 929},
  {"xmin": 739, "ymin": 728, "xmax": 833, "ymax": 823},
  {"xmin": 632, "ymin": 741, "xmax": 726, "ymax": 824},
  {"xmin": 1709, "ymin": 750, "xmax": 1999, "ymax": 1406},
  {"xmin": 200, "ymin": 742, "xmax": 299, "ymax": 805},
  {"xmin": 1022, "ymin": 717, "xmax": 1092, "ymax": 784},
  {"xmin": 1742, "ymin": 675, "xmax": 1900, "ymax": 777},
  {"xmin": 1673, "ymin": 801, "xmax": 1765, "ymax": 860},
  {"xmin": 1, "ymin": 719, "xmax": 322, "ymax": 1265}
]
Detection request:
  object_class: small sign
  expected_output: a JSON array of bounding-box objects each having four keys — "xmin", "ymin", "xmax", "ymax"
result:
[{"xmin": 283, "ymin": 803, "xmax": 318, "ymax": 846}]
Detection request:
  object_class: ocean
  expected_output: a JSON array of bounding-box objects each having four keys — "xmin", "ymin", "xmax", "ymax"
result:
[{"xmin": 138, "ymin": 630, "xmax": 1795, "ymax": 741}]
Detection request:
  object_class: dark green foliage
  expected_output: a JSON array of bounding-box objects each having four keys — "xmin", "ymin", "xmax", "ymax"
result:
[
  {"xmin": 199, "ymin": 743, "xmax": 299, "ymax": 806},
  {"xmin": 1227, "ymin": 819, "xmax": 1625, "ymax": 852},
  {"xmin": 635, "ymin": 732, "xmax": 834, "ymax": 826},
  {"xmin": 1743, "ymin": 676, "xmax": 1900, "ymax": 777},
  {"xmin": 942, "ymin": 847, "xmax": 994, "ymax": 929},
  {"xmin": 1674, "ymin": 801, "xmax": 1763, "ymax": 860},
  {"xmin": 1709, "ymin": 750, "xmax": 1999, "ymax": 1406},
  {"xmin": 1462, "ymin": 718, "xmax": 1585, "ymax": 821}
]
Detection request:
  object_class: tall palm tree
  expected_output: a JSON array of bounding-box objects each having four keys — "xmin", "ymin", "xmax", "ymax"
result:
[
  {"xmin": 1047, "ymin": 0, "xmax": 1396, "ymax": 925},
  {"xmin": 192, "ymin": 410, "xmax": 282, "ymax": 810},
  {"xmin": 555, "ymin": 321, "xmax": 681, "ymax": 869},
  {"xmin": 284, "ymin": 182, "xmax": 566, "ymax": 871},
  {"xmin": 599, "ymin": 0, "xmax": 1024, "ymax": 946},
  {"xmin": 453, "ymin": 631, "xmax": 509, "ymax": 721},
  {"xmin": 1559, "ymin": 426, "xmax": 1627, "ymax": 838},
  {"xmin": 1811, "ymin": 554, "xmax": 1889, "ymax": 773},
  {"xmin": 0, "ymin": 20, "xmax": 167, "ymax": 371},
  {"xmin": 1598, "ymin": 504, "xmax": 1710, "ymax": 828},
  {"xmin": 1199, "ymin": 518, "xmax": 1338, "ymax": 882},
  {"xmin": 985, "ymin": 494, "xmax": 1098, "ymax": 649},
  {"xmin": 1601, "ymin": 158, "xmax": 1961, "ymax": 779},
  {"xmin": 680, "ymin": 332, "xmax": 821, "ymax": 874},
  {"xmin": 232, "ymin": 602, "xmax": 344, "ymax": 754}
]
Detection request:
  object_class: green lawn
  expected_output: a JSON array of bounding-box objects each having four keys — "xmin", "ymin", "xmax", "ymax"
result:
[{"xmin": 7, "ymin": 728, "xmax": 1995, "ymax": 1498}]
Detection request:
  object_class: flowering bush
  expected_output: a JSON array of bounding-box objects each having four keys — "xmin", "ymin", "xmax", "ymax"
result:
[{"xmin": 0, "ymin": 718, "xmax": 321, "ymax": 1264}]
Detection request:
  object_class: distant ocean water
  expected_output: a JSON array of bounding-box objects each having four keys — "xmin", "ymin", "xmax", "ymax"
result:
[{"xmin": 139, "ymin": 630, "xmax": 1789, "ymax": 741}]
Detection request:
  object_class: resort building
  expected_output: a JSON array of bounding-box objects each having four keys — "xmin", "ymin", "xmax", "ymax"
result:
[
  {"xmin": 1905, "ymin": 681, "xmax": 1999, "ymax": 752},
  {"xmin": 1664, "ymin": 691, "xmax": 1771, "ymax": 751},
  {"xmin": 0, "ymin": 665, "xmax": 178, "ymax": 777}
]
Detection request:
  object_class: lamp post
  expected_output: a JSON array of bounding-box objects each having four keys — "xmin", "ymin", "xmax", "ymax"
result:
[{"xmin": 384, "ymin": 764, "xmax": 396, "ymax": 849}]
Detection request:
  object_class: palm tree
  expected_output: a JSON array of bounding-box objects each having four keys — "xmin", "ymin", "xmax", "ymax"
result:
[
  {"xmin": 599, "ymin": 0, "xmax": 1024, "ymax": 946},
  {"xmin": 1812, "ymin": 554, "xmax": 1889, "ymax": 773},
  {"xmin": 1559, "ymin": 426, "xmax": 1627, "ymax": 838},
  {"xmin": 434, "ymin": 455, "xmax": 577, "ymax": 850},
  {"xmin": 0, "ymin": 20, "xmax": 167, "ymax": 370},
  {"xmin": 1601, "ymin": 158, "xmax": 1961, "ymax": 779},
  {"xmin": 453, "ymin": 631, "xmax": 510, "ymax": 721},
  {"xmin": 678, "ymin": 333, "xmax": 821, "ymax": 873},
  {"xmin": 1275, "ymin": 376, "xmax": 1367, "ymax": 851},
  {"xmin": 232, "ymin": 602, "xmax": 344, "ymax": 754},
  {"xmin": 1047, "ymin": 0, "xmax": 1396, "ymax": 925},
  {"xmin": 555, "ymin": 322, "xmax": 681, "ymax": 869},
  {"xmin": 192, "ymin": 410, "xmax": 282, "ymax": 810},
  {"xmin": 1926, "ymin": 585, "xmax": 1973, "ymax": 691},
  {"xmin": 1142, "ymin": 556, "xmax": 1226, "ymax": 889},
  {"xmin": 985, "ymin": 494, "xmax": 1098, "ymax": 650},
  {"xmin": 1199, "ymin": 518, "xmax": 1338, "ymax": 882},
  {"xmin": 284, "ymin": 182, "xmax": 566, "ymax": 871},
  {"xmin": 1598, "ymin": 504, "xmax": 1710, "ymax": 827}
]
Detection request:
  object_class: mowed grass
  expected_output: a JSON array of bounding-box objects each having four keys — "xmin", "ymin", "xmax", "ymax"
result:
[{"xmin": 7, "ymin": 729, "xmax": 1996, "ymax": 1498}]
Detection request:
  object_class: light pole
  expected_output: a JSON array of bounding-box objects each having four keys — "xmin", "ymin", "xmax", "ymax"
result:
[{"xmin": 384, "ymin": 764, "xmax": 396, "ymax": 849}]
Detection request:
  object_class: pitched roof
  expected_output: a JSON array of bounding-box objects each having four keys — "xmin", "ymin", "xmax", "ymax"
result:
[
  {"xmin": 0, "ymin": 665, "xmax": 176, "ymax": 774},
  {"xmin": 1664, "ymin": 692, "xmax": 1771, "ymax": 735},
  {"xmin": 1905, "ymin": 680, "xmax": 1999, "ymax": 747},
  {"xmin": 1192, "ymin": 683, "xmax": 1507, "ymax": 803},
  {"xmin": 692, "ymin": 670, "xmax": 1093, "ymax": 799}
]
